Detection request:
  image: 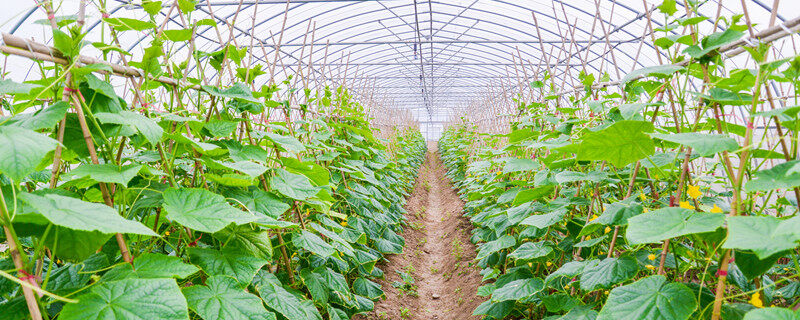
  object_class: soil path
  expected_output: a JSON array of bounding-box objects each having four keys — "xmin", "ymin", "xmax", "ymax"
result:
[{"xmin": 357, "ymin": 149, "xmax": 484, "ymax": 320}]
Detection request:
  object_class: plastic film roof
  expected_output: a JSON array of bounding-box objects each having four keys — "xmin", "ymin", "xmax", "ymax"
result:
[{"xmin": 2, "ymin": 0, "xmax": 798, "ymax": 139}]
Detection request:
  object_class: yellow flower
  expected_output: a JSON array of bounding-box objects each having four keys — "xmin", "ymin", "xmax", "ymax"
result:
[
  {"xmin": 528, "ymin": 262, "xmax": 533, "ymax": 267},
  {"xmin": 750, "ymin": 292, "xmax": 764, "ymax": 308},
  {"xmin": 645, "ymin": 264, "xmax": 656, "ymax": 271},
  {"xmin": 648, "ymin": 254, "xmax": 657, "ymax": 261},
  {"xmin": 710, "ymin": 204, "xmax": 723, "ymax": 213},
  {"xmin": 604, "ymin": 290, "xmax": 609, "ymax": 295},
  {"xmin": 589, "ymin": 214, "xmax": 598, "ymax": 222},
  {"xmin": 644, "ymin": 208, "xmax": 649, "ymax": 213},
  {"xmin": 341, "ymin": 221, "xmax": 348, "ymax": 227},
  {"xmin": 679, "ymin": 201, "xmax": 695, "ymax": 210},
  {"xmin": 165, "ymin": 231, "xmax": 171, "ymax": 236},
  {"xmin": 585, "ymin": 235, "xmax": 591, "ymax": 240},
  {"xmin": 496, "ymin": 171, "xmax": 502, "ymax": 175},
  {"xmin": 687, "ymin": 185, "xmax": 702, "ymax": 199},
  {"xmin": 604, "ymin": 226, "xmax": 611, "ymax": 234},
  {"xmin": 546, "ymin": 261, "xmax": 553, "ymax": 267},
  {"xmin": 639, "ymin": 193, "xmax": 647, "ymax": 202}
]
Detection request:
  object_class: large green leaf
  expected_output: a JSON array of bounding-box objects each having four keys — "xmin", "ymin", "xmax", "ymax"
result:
[
  {"xmin": 742, "ymin": 307, "xmax": 800, "ymax": 320},
  {"xmin": 597, "ymin": 275, "xmax": 697, "ymax": 320},
  {"xmin": 19, "ymin": 193, "xmax": 157, "ymax": 236},
  {"xmin": 723, "ymin": 216, "xmax": 800, "ymax": 259},
  {"xmin": 512, "ymin": 186, "xmax": 556, "ymax": 206},
  {"xmin": 202, "ymin": 83, "xmax": 261, "ymax": 103},
  {"xmin": 258, "ymin": 273, "xmax": 318, "ymax": 320},
  {"xmin": 519, "ymin": 209, "xmax": 567, "ymax": 229},
  {"xmin": 102, "ymin": 17, "xmax": 157, "ymax": 31},
  {"xmin": 162, "ymin": 188, "xmax": 257, "ymax": 233},
  {"xmin": 502, "ymin": 157, "xmax": 539, "ymax": 173},
  {"xmin": 265, "ymin": 132, "xmax": 305, "ymax": 153},
  {"xmin": 0, "ymin": 126, "xmax": 59, "ymax": 182},
  {"xmin": 214, "ymin": 224, "xmax": 273, "ymax": 259},
  {"xmin": 590, "ymin": 198, "xmax": 643, "ymax": 226},
  {"xmin": 96, "ymin": 111, "xmax": 163, "ymax": 146},
  {"xmin": 59, "ymin": 278, "xmax": 189, "ymax": 320},
  {"xmin": 491, "ymin": 278, "xmax": 544, "ymax": 302},
  {"xmin": 103, "ymin": 253, "xmax": 199, "ymax": 280},
  {"xmin": 187, "ymin": 247, "xmax": 267, "ymax": 284},
  {"xmin": 270, "ymin": 169, "xmax": 320, "ymax": 200},
  {"xmin": 621, "ymin": 64, "xmax": 684, "ymax": 83},
  {"xmin": 293, "ymin": 230, "xmax": 336, "ymax": 257},
  {"xmin": 580, "ymin": 257, "xmax": 639, "ymax": 291},
  {"xmin": 684, "ymin": 28, "xmax": 744, "ymax": 59},
  {"xmin": 745, "ymin": 160, "xmax": 800, "ymax": 192},
  {"xmin": 4, "ymin": 101, "xmax": 69, "ymax": 130},
  {"xmin": 650, "ymin": 132, "xmax": 739, "ymax": 156},
  {"xmin": 508, "ymin": 241, "xmax": 553, "ymax": 260},
  {"xmin": 476, "ymin": 235, "xmax": 516, "ymax": 260},
  {"xmin": 67, "ymin": 163, "xmax": 142, "ymax": 186},
  {"xmin": 0, "ymin": 78, "xmax": 42, "ymax": 95},
  {"xmin": 577, "ymin": 121, "xmax": 655, "ymax": 167},
  {"xmin": 183, "ymin": 276, "xmax": 275, "ymax": 320},
  {"xmin": 626, "ymin": 207, "xmax": 725, "ymax": 244}
]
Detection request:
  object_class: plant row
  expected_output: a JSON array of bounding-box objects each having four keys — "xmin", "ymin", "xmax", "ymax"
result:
[{"xmin": 437, "ymin": 3, "xmax": 800, "ymax": 319}]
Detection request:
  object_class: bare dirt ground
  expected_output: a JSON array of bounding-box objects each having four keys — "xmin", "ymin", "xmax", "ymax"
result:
[{"xmin": 356, "ymin": 149, "xmax": 485, "ymax": 320}]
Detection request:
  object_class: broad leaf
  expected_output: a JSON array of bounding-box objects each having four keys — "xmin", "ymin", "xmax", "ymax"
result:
[
  {"xmin": 580, "ymin": 257, "xmax": 639, "ymax": 291},
  {"xmin": 104, "ymin": 253, "xmax": 199, "ymax": 280},
  {"xmin": 270, "ymin": 169, "xmax": 320, "ymax": 200},
  {"xmin": 491, "ymin": 278, "xmax": 544, "ymax": 302},
  {"xmin": 577, "ymin": 121, "xmax": 655, "ymax": 167},
  {"xmin": 67, "ymin": 163, "xmax": 142, "ymax": 186},
  {"xmin": 650, "ymin": 132, "xmax": 739, "ymax": 156},
  {"xmin": 59, "ymin": 278, "xmax": 189, "ymax": 320},
  {"xmin": 597, "ymin": 275, "xmax": 697, "ymax": 320},
  {"xmin": 476, "ymin": 235, "xmax": 516, "ymax": 260},
  {"xmin": 0, "ymin": 126, "xmax": 59, "ymax": 182},
  {"xmin": 293, "ymin": 230, "xmax": 336, "ymax": 257},
  {"xmin": 96, "ymin": 111, "xmax": 163, "ymax": 146},
  {"xmin": 19, "ymin": 193, "xmax": 157, "ymax": 236},
  {"xmin": 742, "ymin": 307, "xmax": 800, "ymax": 320},
  {"xmin": 508, "ymin": 241, "xmax": 553, "ymax": 260},
  {"xmin": 622, "ymin": 65, "xmax": 684, "ymax": 83},
  {"xmin": 626, "ymin": 207, "xmax": 725, "ymax": 244},
  {"xmin": 162, "ymin": 188, "xmax": 257, "ymax": 233},
  {"xmin": 502, "ymin": 157, "xmax": 539, "ymax": 173},
  {"xmin": 745, "ymin": 160, "xmax": 800, "ymax": 192},
  {"xmin": 723, "ymin": 216, "xmax": 800, "ymax": 259},
  {"xmin": 183, "ymin": 276, "xmax": 275, "ymax": 320},
  {"xmin": 265, "ymin": 132, "xmax": 305, "ymax": 153},
  {"xmin": 188, "ymin": 247, "xmax": 267, "ymax": 284}
]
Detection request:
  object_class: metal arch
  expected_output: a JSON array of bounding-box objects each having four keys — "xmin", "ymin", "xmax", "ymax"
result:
[{"xmin": 208, "ymin": 0, "xmax": 635, "ymax": 74}]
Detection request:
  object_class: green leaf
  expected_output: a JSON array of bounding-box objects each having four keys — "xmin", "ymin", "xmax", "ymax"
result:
[
  {"xmin": 650, "ymin": 132, "xmax": 739, "ymax": 156},
  {"xmin": 519, "ymin": 209, "xmax": 567, "ymax": 229},
  {"xmin": 508, "ymin": 241, "xmax": 553, "ymax": 260},
  {"xmin": 577, "ymin": 120, "xmax": 655, "ymax": 167},
  {"xmin": 745, "ymin": 160, "xmax": 800, "ymax": 192},
  {"xmin": 0, "ymin": 79, "xmax": 42, "ymax": 95},
  {"xmin": 476, "ymin": 235, "xmax": 516, "ymax": 260},
  {"xmin": 580, "ymin": 257, "xmax": 639, "ymax": 291},
  {"xmin": 626, "ymin": 207, "xmax": 725, "ymax": 244},
  {"xmin": 95, "ymin": 111, "xmax": 163, "ymax": 146},
  {"xmin": 265, "ymin": 132, "xmax": 305, "ymax": 153},
  {"xmin": 622, "ymin": 65, "xmax": 684, "ymax": 84},
  {"xmin": 512, "ymin": 185, "xmax": 556, "ymax": 206},
  {"xmin": 103, "ymin": 17, "xmax": 157, "ymax": 31},
  {"xmin": 742, "ymin": 307, "xmax": 800, "ymax": 320},
  {"xmin": 203, "ymin": 120, "xmax": 238, "ymax": 138},
  {"xmin": 162, "ymin": 188, "xmax": 257, "ymax": 233},
  {"xmin": 59, "ymin": 278, "xmax": 189, "ymax": 320},
  {"xmin": 103, "ymin": 253, "xmax": 199, "ymax": 280},
  {"xmin": 597, "ymin": 275, "xmax": 697, "ymax": 320},
  {"xmin": 4, "ymin": 101, "xmax": 69, "ymax": 130},
  {"xmin": 188, "ymin": 248, "xmax": 267, "ymax": 284},
  {"xmin": 723, "ymin": 216, "xmax": 800, "ymax": 259},
  {"xmin": 215, "ymin": 160, "xmax": 268, "ymax": 178},
  {"xmin": 67, "ymin": 163, "xmax": 142, "ymax": 186},
  {"xmin": 502, "ymin": 157, "xmax": 539, "ymax": 173},
  {"xmin": 163, "ymin": 29, "xmax": 193, "ymax": 42},
  {"xmin": 590, "ymin": 198, "xmax": 643, "ymax": 226},
  {"xmin": 52, "ymin": 29, "xmax": 74, "ymax": 56},
  {"xmin": 491, "ymin": 278, "xmax": 544, "ymax": 302},
  {"xmin": 178, "ymin": 0, "xmax": 196, "ymax": 13},
  {"xmin": 554, "ymin": 170, "xmax": 607, "ymax": 184},
  {"xmin": 353, "ymin": 278, "xmax": 384, "ymax": 300},
  {"xmin": 684, "ymin": 29, "xmax": 744, "ymax": 59},
  {"xmin": 19, "ymin": 193, "xmax": 157, "ymax": 236},
  {"xmin": 658, "ymin": 0, "xmax": 677, "ymax": 15},
  {"xmin": 214, "ymin": 224, "xmax": 273, "ymax": 259},
  {"xmin": 270, "ymin": 169, "xmax": 320, "ymax": 201},
  {"xmin": 258, "ymin": 273, "xmax": 317, "ymax": 320},
  {"xmin": 0, "ymin": 126, "xmax": 59, "ymax": 182},
  {"xmin": 183, "ymin": 276, "xmax": 275, "ymax": 320},
  {"xmin": 202, "ymin": 83, "xmax": 261, "ymax": 104},
  {"xmin": 293, "ymin": 230, "xmax": 336, "ymax": 257}
]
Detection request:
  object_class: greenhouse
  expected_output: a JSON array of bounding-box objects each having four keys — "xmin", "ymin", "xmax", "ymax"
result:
[{"xmin": 0, "ymin": 0, "xmax": 799, "ymax": 319}]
